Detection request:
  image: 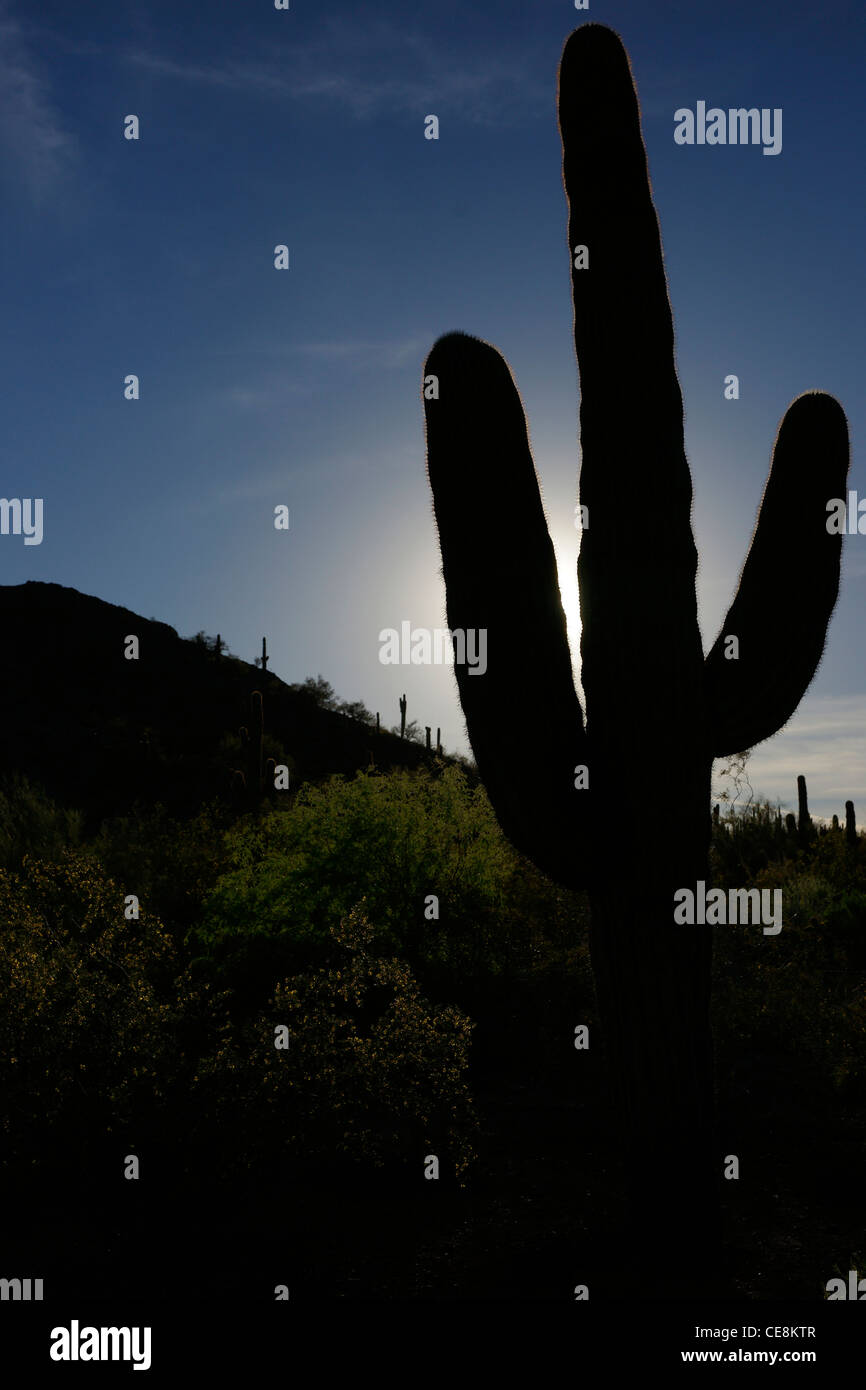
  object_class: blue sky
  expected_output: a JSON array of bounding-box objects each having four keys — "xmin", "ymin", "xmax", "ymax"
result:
[{"xmin": 1, "ymin": 0, "xmax": 864, "ymax": 821}]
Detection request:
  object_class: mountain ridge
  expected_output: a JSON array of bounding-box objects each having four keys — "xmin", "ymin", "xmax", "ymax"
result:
[{"xmin": 0, "ymin": 580, "xmax": 435, "ymax": 822}]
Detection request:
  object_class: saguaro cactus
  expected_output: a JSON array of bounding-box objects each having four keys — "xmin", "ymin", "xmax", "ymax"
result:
[
  {"xmin": 399, "ymin": 692, "xmax": 407, "ymax": 739},
  {"xmin": 422, "ymin": 22, "xmax": 849, "ymax": 1277},
  {"xmin": 797, "ymin": 773, "xmax": 813, "ymax": 845},
  {"xmin": 846, "ymin": 799, "xmax": 857, "ymax": 848}
]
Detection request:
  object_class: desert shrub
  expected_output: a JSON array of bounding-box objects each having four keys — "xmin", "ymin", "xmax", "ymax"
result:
[
  {"xmin": 0, "ymin": 773, "xmax": 84, "ymax": 871},
  {"xmin": 711, "ymin": 853, "xmax": 866, "ymax": 1096},
  {"xmin": 191, "ymin": 764, "xmax": 584, "ymax": 995},
  {"xmin": 189, "ymin": 902, "xmax": 478, "ymax": 1180},
  {"xmin": 0, "ymin": 850, "xmax": 221, "ymax": 1168},
  {"xmin": 91, "ymin": 799, "xmax": 235, "ymax": 939}
]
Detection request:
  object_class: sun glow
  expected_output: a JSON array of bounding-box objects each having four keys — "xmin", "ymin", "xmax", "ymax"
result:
[{"xmin": 553, "ymin": 537, "xmax": 582, "ymax": 683}]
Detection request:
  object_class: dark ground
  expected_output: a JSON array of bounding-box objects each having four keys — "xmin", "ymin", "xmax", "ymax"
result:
[{"xmin": 5, "ymin": 1027, "xmax": 862, "ymax": 1305}]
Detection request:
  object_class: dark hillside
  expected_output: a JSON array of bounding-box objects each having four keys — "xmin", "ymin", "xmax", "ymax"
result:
[{"xmin": 0, "ymin": 580, "xmax": 433, "ymax": 821}]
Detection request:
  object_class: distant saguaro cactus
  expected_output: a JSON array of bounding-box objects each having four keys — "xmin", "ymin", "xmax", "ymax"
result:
[
  {"xmin": 846, "ymin": 799, "xmax": 857, "ymax": 847},
  {"xmin": 261, "ymin": 637, "xmax": 269, "ymax": 671},
  {"xmin": 422, "ymin": 22, "xmax": 849, "ymax": 1277},
  {"xmin": 399, "ymin": 693, "xmax": 407, "ymax": 739},
  {"xmin": 797, "ymin": 773, "xmax": 813, "ymax": 845}
]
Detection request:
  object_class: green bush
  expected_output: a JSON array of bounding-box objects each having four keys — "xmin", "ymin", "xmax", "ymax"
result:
[
  {"xmin": 91, "ymin": 799, "xmax": 235, "ymax": 940},
  {"xmin": 0, "ymin": 773, "xmax": 84, "ymax": 872},
  {"xmin": 190, "ymin": 902, "xmax": 478, "ymax": 1180},
  {"xmin": 0, "ymin": 850, "xmax": 221, "ymax": 1165},
  {"xmin": 191, "ymin": 764, "xmax": 583, "ymax": 991},
  {"xmin": 0, "ymin": 852, "xmax": 480, "ymax": 1183},
  {"xmin": 711, "ymin": 851, "xmax": 866, "ymax": 1097}
]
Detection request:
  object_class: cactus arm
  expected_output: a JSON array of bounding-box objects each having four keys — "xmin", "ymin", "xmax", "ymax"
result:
[
  {"xmin": 705, "ymin": 391, "xmax": 849, "ymax": 757},
  {"xmin": 560, "ymin": 25, "xmax": 705, "ymax": 872},
  {"xmin": 561, "ymin": 30, "xmax": 704, "ymax": 715},
  {"xmin": 423, "ymin": 331, "xmax": 590, "ymax": 887}
]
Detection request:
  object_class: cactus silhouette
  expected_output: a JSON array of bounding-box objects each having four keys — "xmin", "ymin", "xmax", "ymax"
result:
[
  {"xmin": 846, "ymin": 799, "xmax": 857, "ymax": 847},
  {"xmin": 797, "ymin": 773, "xmax": 813, "ymax": 845},
  {"xmin": 422, "ymin": 22, "xmax": 849, "ymax": 1276}
]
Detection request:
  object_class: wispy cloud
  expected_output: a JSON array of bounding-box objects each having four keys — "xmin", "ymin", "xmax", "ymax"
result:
[
  {"xmin": 0, "ymin": 1, "xmax": 78, "ymax": 205},
  {"xmin": 717, "ymin": 693, "xmax": 866, "ymax": 821},
  {"xmin": 293, "ymin": 336, "xmax": 429, "ymax": 370},
  {"xmin": 221, "ymin": 381, "xmax": 312, "ymax": 410},
  {"xmin": 123, "ymin": 16, "xmax": 548, "ymax": 127}
]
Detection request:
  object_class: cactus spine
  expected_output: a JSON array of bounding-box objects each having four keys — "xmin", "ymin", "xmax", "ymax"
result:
[{"xmin": 422, "ymin": 22, "xmax": 849, "ymax": 1274}]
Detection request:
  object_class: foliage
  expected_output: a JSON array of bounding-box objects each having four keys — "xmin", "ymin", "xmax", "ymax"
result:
[
  {"xmin": 190, "ymin": 764, "xmax": 582, "ymax": 996},
  {"xmin": 190, "ymin": 902, "xmax": 478, "ymax": 1180},
  {"xmin": 289, "ymin": 674, "xmax": 337, "ymax": 709},
  {"xmin": 91, "ymin": 799, "xmax": 236, "ymax": 940},
  {"xmin": 0, "ymin": 773, "xmax": 85, "ymax": 872},
  {"xmin": 711, "ymin": 821, "xmax": 866, "ymax": 1097},
  {"xmin": 0, "ymin": 850, "xmax": 220, "ymax": 1164}
]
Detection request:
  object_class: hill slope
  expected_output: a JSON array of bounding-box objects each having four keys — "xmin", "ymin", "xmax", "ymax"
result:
[{"xmin": 0, "ymin": 581, "xmax": 434, "ymax": 821}]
